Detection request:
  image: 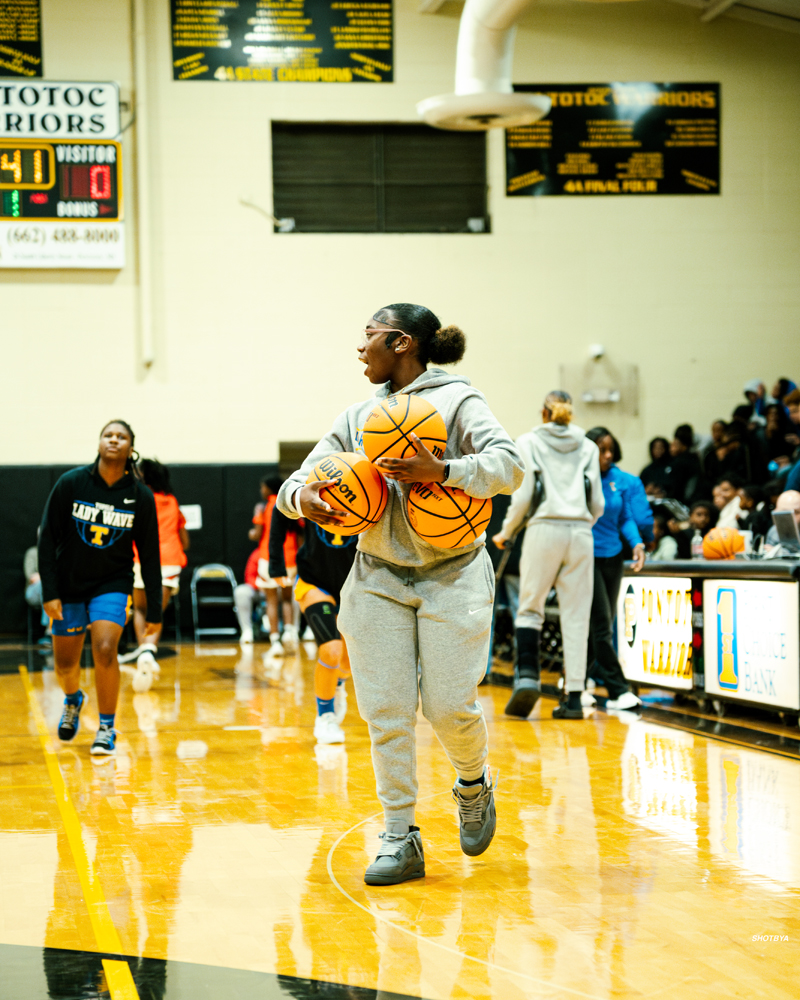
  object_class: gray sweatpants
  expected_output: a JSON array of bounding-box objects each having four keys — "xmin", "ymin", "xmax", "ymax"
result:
[
  {"xmin": 515, "ymin": 519, "xmax": 594, "ymax": 693},
  {"xmin": 337, "ymin": 548, "xmax": 494, "ymax": 834}
]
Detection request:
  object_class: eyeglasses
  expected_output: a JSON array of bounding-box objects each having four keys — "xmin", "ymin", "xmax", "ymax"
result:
[{"xmin": 362, "ymin": 328, "xmax": 405, "ymax": 337}]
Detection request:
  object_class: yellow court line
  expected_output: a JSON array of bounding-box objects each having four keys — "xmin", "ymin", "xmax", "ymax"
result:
[{"xmin": 19, "ymin": 666, "xmax": 140, "ymax": 1000}]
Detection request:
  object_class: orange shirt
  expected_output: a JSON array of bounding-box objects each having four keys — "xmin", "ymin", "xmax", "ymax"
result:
[
  {"xmin": 133, "ymin": 492, "xmax": 187, "ymax": 567},
  {"xmin": 253, "ymin": 496, "xmax": 298, "ymax": 569}
]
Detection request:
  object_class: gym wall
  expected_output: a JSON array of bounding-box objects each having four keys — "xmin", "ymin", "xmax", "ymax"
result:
[
  {"xmin": 1, "ymin": 0, "xmax": 799, "ymax": 473},
  {"xmin": 0, "ymin": 463, "xmax": 277, "ymax": 636}
]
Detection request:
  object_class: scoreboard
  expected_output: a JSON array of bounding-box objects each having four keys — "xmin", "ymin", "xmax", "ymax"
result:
[
  {"xmin": 0, "ymin": 139, "xmax": 123, "ymax": 268},
  {"xmin": 0, "ymin": 140, "xmax": 122, "ymax": 221}
]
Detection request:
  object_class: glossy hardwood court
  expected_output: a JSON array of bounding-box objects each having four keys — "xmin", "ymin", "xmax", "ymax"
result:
[{"xmin": 1, "ymin": 642, "xmax": 799, "ymax": 1000}]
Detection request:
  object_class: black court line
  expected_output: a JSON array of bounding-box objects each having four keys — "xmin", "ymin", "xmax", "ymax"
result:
[
  {"xmin": 640, "ymin": 706, "xmax": 800, "ymax": 760},
  {"xmin": 0, "ymin": 943, "xmax": 429, "ymax": 1000}
]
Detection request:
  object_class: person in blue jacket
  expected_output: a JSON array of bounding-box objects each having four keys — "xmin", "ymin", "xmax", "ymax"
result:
[
  {"xmin": 603, "ymin": 432, "xmax": 654, "ymax": 546},
  {"xmin": 585, "ymin": 427, "xmax": 646, "ymax": 711}
]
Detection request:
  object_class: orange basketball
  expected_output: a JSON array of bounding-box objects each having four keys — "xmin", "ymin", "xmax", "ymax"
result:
[
  {"xmin": 307, "ymin": 452, "xmax": 388, "ymax": 536},
  {"xmin": 407, "ymin": 482, "xmax": 492, "ymax": 549},
  {"xmin": 362, "ymin": 394, "xmax": 447, "ymax": 463},
  {"xmin": 702, "ymin": 526, "xmax": 745, "ymax": 560}
]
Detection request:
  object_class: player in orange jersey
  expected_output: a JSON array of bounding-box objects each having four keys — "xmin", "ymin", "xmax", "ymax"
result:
[
  {"xmin": 251, "ymin": 475, "xmax": 301, "ymax": 656},
  {"xmin": 121, "ymin": 459, "xmax": 189, "ymax": 666}
]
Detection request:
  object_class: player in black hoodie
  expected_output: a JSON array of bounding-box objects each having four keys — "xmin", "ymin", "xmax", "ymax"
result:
[{"xmin": 38, "ymin": 420, "xmax": 162, "ymax": 756}]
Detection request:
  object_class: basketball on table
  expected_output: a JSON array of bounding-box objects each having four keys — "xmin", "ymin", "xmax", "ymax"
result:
[
  {"xmin": 702, "ymin": 526, "xmax": 745, "ymax": 560},
  {"xmin": 362, "ymin": 394, "xmax": 447, "ymax": 463},
  {"xmin": 307, "ymin": 452, "xmax": 388, "ymax": 536},
  {"xmin": 407, "ymin": 482, "xmax": 492, "ymax": 549}
]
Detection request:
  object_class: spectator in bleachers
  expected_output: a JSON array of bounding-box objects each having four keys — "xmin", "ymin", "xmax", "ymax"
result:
[
  {"xmin": 639, "ymin": 437, "xmax": 672, "ymax": 495},
  {"xmin": 743, "ymin": 379, "xmax": 768, "ymax": 420},
  {"xmin": 648, "ymin": 514, "xmax": 678, "ymax": 562},
  {"xmin": 731, "ymin": 405, "xmax": 769, "ymax": 481},
  {"xmin": 704, "ymin": 424, "xmax": 750, "ymax": 484},
  {"xmin": 783, "ymin": 388, "xmax": 800, "ymax": 492},
  {"xmin": 736, "ymin": 485, "xmax": 772, "ymax": 542},
  {"xmin": 668, "ymin": 425, "xmax": 703, "ymax": 504},
  {"xmin": 713, "ymin": 475, "xmax": 744, "ymax": 528},
  {"xmin": 673, "ymin": 501, "xmax": 718, "ymax": 558},
  {"xmin": 758, "ymin": 404, "xmax": 794, "ymax": 468},
  {"xmin": 772, "ymin": 378, "xmax": 797, "ymax": 419},
  {"xmin": 701, "ymin": 420, "xmax": 726, "ymax": 466},
  {"xmin": 764, "ymin": 479, "xmax": 785, "ymax": 508}
]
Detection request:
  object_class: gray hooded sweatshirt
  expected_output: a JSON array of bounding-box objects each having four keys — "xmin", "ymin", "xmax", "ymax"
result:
[
  {"xmin": 499, "ymin": 422, "xmax": 605, "ymax": 540},
  {"xmin": 277, "ymin": 368, "xmax": 524, "ymax": 569}
]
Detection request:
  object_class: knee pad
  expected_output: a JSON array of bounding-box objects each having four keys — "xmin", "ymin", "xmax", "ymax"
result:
[{"xmin": 304, "ymin": 601, "xmax": 340, "ymax": 646}]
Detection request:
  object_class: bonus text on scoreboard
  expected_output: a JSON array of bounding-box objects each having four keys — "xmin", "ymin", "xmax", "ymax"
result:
[
  {"xmin": 506, "ymin": 83, "xmax": 720, "ymax": 197},
  {"xmin": 171, "ymin": 0, "xmax": 393, "ymax": 82}
]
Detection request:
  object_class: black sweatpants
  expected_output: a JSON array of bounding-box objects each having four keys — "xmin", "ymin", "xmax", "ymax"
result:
[{"xmin": 587, "ymin": 553, "xmax": 630, "ymax": 700}]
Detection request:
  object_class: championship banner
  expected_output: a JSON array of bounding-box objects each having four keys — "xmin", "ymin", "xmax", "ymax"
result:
[
  {"xmin": 171, "ymin": 0, "xmax": 393, "ymax": 82},
  {"xmin": 0, "ymin": 0, "xmax": 42, "ymax": 79},
  {"xmin": 507, "ymin": 83, "xmax": 720, "ymax": 197}
]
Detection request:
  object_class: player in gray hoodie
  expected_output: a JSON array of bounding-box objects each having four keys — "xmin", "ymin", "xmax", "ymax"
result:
[
  {"xmin": 277, "ymin": 303, "xmax": 523, "ymax": 886},
  {"xmin": 494, "ymin": 391, "xmax": 604, "ymax": 719}
]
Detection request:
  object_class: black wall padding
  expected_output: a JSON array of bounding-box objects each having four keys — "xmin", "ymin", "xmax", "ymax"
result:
[{"xmin": 0, "ymin": 463, "xmax": 278, "ymax": 637}]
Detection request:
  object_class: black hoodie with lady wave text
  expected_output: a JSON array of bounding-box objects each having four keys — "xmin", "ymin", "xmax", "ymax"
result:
[{"xmin": 38, "ymin": 462, "xmax": 163, "ymax": 623}]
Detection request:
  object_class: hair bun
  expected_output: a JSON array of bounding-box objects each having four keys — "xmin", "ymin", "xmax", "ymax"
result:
[{"xmin": 428, "ymin": 325, "xmax": 466, "ymax": 366}]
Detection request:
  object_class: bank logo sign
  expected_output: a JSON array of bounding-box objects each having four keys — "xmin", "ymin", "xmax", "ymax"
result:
[
  {"xmin": 703, "ymin": 580, "xmax": 800, "ymax": 711},
  {"xmin": 716, "ymin": 588, "xmax": 739, "ymax": 690},
  {"xmin": 616, "ymin": 577, "xmax": 693, "ymax": 690}
]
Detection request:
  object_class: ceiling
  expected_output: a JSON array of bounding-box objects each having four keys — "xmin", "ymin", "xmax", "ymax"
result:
[{"xmin": 419, "ymin": 0, "xmax": 800, "ymax": 35}]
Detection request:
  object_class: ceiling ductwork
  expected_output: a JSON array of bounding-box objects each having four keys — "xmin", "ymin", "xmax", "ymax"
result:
[
  {"xmin": 417, "ymin": 0, "xmax": 643, "ymax": 131},
  {"xmin": 417, "ymin": 0, "xmax": 549, "ymax": 130}
]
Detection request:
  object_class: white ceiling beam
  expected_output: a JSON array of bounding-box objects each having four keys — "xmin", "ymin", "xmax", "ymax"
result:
[
  {"xmin": 700, "ymin": 0, "xmax": 739, "ymax": 20},
  {"xmin": 662, "ymin": 0, "xmax": 800, "ymax": 32},
  {"xmin": 726, "ymin": 3, "xmax": 800, "ymax": 32}
]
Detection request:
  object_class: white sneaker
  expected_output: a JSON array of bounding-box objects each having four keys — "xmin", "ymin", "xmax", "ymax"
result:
[
  {"xmin": 314, "ymin": 711, "xmax": 345, "ymax": 744},
  {"xmin": 580, "ymin": 690, "xmax": 597, "ymax": 708},
  {"xmin": 606, "ymin": 691, "xmax": 642, "ymax": 711},
  {"xmin": 333, "ymin": 683, "xmax": 348, "ymax": 724},
  {"xmin": 132, "ymin": 651, "xmax": 157, "ymax": 693},
  {"xmin": 281, "ymin": 625, "xmax": 298, "ymax": 653},
  {"xmin": 586, "ymin": 678, "xmax": 596, "ymax": 693},
  {"xmin": 269, "ymin": 633, "xmax": 284, "ymax": 657},
  {"xmin": 240, "ymin": 627, "xmax": 254, "ymax": 645},
  {"xmin": 302, "ymin": 626, "xmax": 314, "ymax": 641},
  {"xmin": 119, "ymin": 642, "xmax": 157, "ymax": 665}
]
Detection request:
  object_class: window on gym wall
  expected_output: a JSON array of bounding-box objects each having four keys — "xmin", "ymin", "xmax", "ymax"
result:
[{"xmin": 271, "ymin": 123, "xmax": 489, "ymax": 234}]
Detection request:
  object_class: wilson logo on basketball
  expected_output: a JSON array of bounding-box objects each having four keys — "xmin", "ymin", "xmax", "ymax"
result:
[
  {"xmin": 407, "ymin": 482, "xmax": 491, "ymax": 550},
  {"xmin": 307, "ymin": 452, "xmax": 388, "ymax": 537}
]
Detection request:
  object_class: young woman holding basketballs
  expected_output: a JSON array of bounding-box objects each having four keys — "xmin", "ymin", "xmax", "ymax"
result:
[{"xmin": 277, "ymin": 303, "xmax": 523, "ymax": 886}]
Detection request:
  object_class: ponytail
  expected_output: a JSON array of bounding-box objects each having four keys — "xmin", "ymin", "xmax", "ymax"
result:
[
  {"xmin": 373, "ymin": 303, "xmax": 466, "ymax": 366},
  {"xmin": 543, "ymin": 390, "xmax": 573, "ymax": 426}
]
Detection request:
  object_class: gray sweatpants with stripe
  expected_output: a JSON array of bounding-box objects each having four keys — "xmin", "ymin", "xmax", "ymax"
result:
[
  {"xmin": 515, "ymin": 518, "xmax": 594, "ymax": 693},
  {"xmin": 337, "ymin": 547, "xmax": 494, "ymax": 834}
]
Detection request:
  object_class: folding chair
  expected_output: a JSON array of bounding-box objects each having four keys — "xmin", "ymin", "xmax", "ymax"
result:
[{"xmin": 191, "ymin": 564, "xmax": 238, "ymax": 640}]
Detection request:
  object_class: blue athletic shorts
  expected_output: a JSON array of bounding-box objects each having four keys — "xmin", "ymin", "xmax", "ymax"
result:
[{"xmin": 51, "ymin": 592, "xmax": 132, "ymax": 636}]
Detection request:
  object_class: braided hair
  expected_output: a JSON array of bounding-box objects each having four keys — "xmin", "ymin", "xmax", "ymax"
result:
[
  {"xmin": 99, "ymin": 419, "xmax": 140, "ymax": 479},
  {"xmin": 372, "ymin": 303, "xmax": 466, "ymax": 366}
]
